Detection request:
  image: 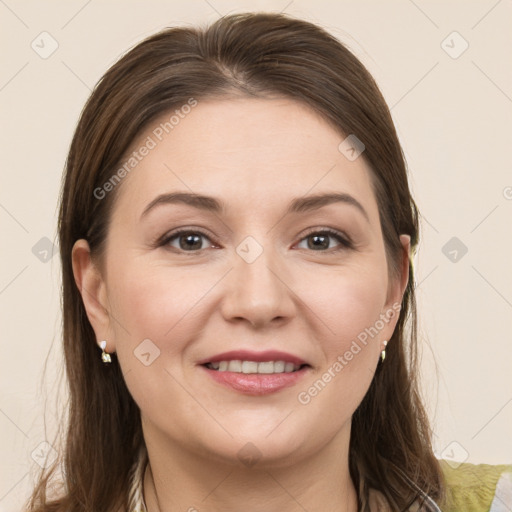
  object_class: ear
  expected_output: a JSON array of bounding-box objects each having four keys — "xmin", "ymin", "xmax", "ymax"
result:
[
  {"xmin": 380, "ymin": 234, "xmax": 411, "ymax": 341},
  {"xmin": 71, "ymin": 239, "xmax": 113, "ymax": 352},
  {"xmin": 397, "ymin": 234, "xmax": 411, "ymax": 299}
]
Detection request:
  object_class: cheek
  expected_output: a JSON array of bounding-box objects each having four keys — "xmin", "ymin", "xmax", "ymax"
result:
[
  {"xmin": 105, "ymin": 261, "xmax": 215, "ymax": 420},
  {"xmin": 300, "ymin": 263, "xmax": 388, "ymax": 353},
  {"xmin": 107, "ymin": 262, "xmax": 208, "ymax": 354},
  {"xmin": 293, "ymin": 265, "xmax": 387, "ymax": 415}
]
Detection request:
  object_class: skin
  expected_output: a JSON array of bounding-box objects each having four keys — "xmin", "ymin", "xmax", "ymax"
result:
[{"xmin": 73, "ymin": 97, "xmax": 410, "ymax": 512}]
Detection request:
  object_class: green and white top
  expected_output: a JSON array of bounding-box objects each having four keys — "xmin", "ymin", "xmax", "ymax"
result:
[{"xmin": 128, "ymin": 446, "xmax": 512, "ymax": 512}]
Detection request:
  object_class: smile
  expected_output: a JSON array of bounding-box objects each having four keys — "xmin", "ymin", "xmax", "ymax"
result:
[{"xmin": 204, "ymin": 360, "xmax": 305, "ymax": 374}]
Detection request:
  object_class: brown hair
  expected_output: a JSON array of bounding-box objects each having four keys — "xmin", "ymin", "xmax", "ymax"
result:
[{"xmin": 26, "ymin": 12, "xmax": 445, "ymax": 512}]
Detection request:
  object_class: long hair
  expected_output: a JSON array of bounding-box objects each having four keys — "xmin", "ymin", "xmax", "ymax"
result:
[{"xmin": 26, "ymin": 12, "xmax": 445, "ymax": 512}]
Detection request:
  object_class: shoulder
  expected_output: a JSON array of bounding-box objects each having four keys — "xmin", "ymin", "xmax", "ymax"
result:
[
  {"xmin": 368, "ymin": 460, "xmax": 512, "ymax": 512},
  {"xmin": 440, "ymin": 459, "xmax": 512, "ymax": 512}
]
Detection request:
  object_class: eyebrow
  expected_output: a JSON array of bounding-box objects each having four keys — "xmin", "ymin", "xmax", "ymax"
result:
[{"xmin": 141, "ymin": 191, "xmax": 369, "ymax": 222}]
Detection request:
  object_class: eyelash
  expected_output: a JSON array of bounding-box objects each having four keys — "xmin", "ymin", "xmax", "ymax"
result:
[{"xmin": 157, "ymin": 227, "xmax": 353, "ymax": 254}]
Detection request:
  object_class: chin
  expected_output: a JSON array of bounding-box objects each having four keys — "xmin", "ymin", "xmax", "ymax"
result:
[{"xmin": 190, "ymin": 427, "xmax": 316, "ymax": 470}]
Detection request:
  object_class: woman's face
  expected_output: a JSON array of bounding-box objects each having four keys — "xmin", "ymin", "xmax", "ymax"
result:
[{"xmin": 75, "ymin": 97, "xmax": 408, "ymax": 467}]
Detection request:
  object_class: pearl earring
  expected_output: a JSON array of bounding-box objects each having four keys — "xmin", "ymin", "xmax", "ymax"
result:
[
  {"xmin": 99, "ymin": 340, "xmax": 111, "ymax": 364},
  {"xmin": 380, "ymin": 340, "xmax": 388, "ymax": 362}
]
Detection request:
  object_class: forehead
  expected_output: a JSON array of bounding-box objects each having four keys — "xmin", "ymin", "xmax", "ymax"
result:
[{"xmin": 110, "ymin": 97, "xmax": 378, "ymax": 223}]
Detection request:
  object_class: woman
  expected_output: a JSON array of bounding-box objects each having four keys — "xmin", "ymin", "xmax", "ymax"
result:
[{"xmin": 26, "ymin": 11, "xmax": 511, "ymax": 512}]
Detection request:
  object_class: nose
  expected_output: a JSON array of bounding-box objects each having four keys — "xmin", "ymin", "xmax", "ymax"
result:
[{"xmin": 220, "ymin": 241, "xmax": 296, "ymax": 329}]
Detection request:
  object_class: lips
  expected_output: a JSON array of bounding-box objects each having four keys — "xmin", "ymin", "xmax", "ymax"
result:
[{"xmin": 197, "ymin": 350, "xmax": 311, "ymax": 395}]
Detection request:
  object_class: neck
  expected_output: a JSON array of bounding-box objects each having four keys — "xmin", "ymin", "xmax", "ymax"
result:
[{"xmin": 143, "ymin": 424, "xmax": 358, "ymax": 512}]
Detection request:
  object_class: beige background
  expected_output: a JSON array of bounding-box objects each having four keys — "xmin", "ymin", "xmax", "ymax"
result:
[{"xmin": 1, "ymin": 1, "xmax": 511, "ymax": 510}]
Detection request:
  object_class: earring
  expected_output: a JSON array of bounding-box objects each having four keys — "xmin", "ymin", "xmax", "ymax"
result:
[
  {"xmin": 99, "ymin": 340, "xmax": 111, "ymax": 364},
  {"xmin": 380, "ymin": 340, "xmax": 388, "ymax": 362}
]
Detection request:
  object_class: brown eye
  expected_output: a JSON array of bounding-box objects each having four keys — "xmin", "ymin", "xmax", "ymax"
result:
[
  {"xmin": 161, "ymin": 230, "xmax": 214, "ymax": 252},
  {"xmin": 296, "ymin": 229, "xmax": 352, "ymax": 252}
]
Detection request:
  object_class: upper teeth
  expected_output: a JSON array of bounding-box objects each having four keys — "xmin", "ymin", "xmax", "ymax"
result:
[{"xmin": 206, "ymin": 360, "xmax": 301, "ymax": 374}]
